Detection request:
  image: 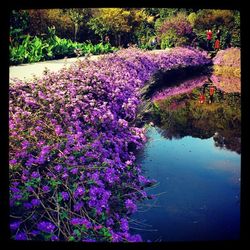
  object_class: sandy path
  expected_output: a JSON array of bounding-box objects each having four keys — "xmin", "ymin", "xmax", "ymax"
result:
[{"xmin": 9, "ymin": 54, "xmax": 102, "ymax": 82}]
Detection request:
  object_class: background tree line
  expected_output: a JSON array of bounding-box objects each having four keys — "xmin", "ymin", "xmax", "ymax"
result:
[{"xmin": 9, "ymin": 8, "xmax": 240, "ymax": 64}]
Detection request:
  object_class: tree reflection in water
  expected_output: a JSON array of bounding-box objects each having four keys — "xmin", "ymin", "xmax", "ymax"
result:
[{"xmin": 153, "ymin": 88, "xmax": 241, "ymax": 154}]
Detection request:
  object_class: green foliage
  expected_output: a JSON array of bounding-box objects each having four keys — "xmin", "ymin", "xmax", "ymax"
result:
[
  {"xmin": 10, "ymin": 35, "xmax": 48, "ymax": 64},
  {"xmin": 154, "ymin": 88, "xmax": 240, "ymax": 153},
  {"xmin": 157, "ymin": 12, "xmax": 193, "ymax": 48},
  {"xmin": 9, "ymin": 27, "xmax": 117, "ymax": 65},
  {"xmin": 193, "ymin": 9, "xmax": 240, "ymax": 49},
  {"xmin": 160, "ymin": 29, "xmax": 188, "ymax": 49},
  {"xmin": 10, "ymin": 10, "xmax": 30, "ymax": 46},
  {"xmin": 160, "ymin": 30, "xmax": 176, "ymax": 49},
  {"xmin": 10, "ymin": 8, "xmax": 240, "ymax": 62},
  {"xmin": 187, "ymin": 12, "xmax": 197, "ymax": 27}
]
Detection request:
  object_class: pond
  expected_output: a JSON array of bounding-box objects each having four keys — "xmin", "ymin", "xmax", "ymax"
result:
[
  {"xmin": 130, "ymin": 85, "xmax": 241, "ymax": 242},
  {"xmin": 131, "ymin": 127, "xmax": 240, "ymax": 242}
]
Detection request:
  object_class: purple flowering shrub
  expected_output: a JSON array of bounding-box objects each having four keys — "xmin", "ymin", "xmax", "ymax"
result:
[
  {"xmin": 157, "ymin": 13, "xmax": 194, "ymax": 48},
  {"xmin": 211, "ymin": 48, "xmax": 240, "ymax": 93},
  {"xmin": 9, "ymin": 47, "xmax": 211, "ymax": 242}
]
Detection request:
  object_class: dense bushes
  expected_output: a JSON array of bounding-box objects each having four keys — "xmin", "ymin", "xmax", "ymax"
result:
[
  {"xmin": 192, "ymin": 9, "xmax": 240, "ymax": 50},
  {"xmin": 157, "ymin": 13, "xmax": 194, "ymax": 49},
  {"xmin": 10, "ymin": 9, "xmax": 240, "ymax": 64},
  {"xmin": 9, "ymin": 47, "xmax": 211, "ymax": 242},
  {"xmin": 10, "ymin": 31, "xmax": 117, "ymax": 65}
]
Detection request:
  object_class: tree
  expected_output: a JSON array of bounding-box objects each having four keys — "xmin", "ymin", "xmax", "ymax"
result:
[
  {"xmin": 67, "ymin": 8, "xmax": 91, "ymax": 42},
  {"xmin": 10, "ymin": 10, "xmax": 29, "ymax": 43},
  {"xmin": 27, "ymin": 9, "xmax": 74, "ymax": 39},
  {"xmin": 87, "ymin": 10, "xmax": 109, "ymax": 43},
  {"xmin": 157, "ymin": 12, "xmax": 194, "ymax": 48},
  {"xmin": 88, "ymin": 8, "xmax": 133, "ymax": 46},
  {"xmin": 193, "ymin": 9, "xmax": 240, "ymax": 49}
]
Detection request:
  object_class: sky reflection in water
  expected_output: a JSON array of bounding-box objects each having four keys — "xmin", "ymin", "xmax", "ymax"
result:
[{"xmin": 132, "ymin": 127, "xmax": 240, "ymax": 242}]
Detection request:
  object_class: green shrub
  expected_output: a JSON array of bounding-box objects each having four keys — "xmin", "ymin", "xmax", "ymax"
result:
[
  {"xmin": 160, "ymin": 29, "xmax": 188, "ymax": 49},
  {"xmin": 10, "ymin": 33, "xmax": 117, "ymax": 65},
  {"xmin": 10, "ymin": 35, "xmax": 48, "ymax": 64}
]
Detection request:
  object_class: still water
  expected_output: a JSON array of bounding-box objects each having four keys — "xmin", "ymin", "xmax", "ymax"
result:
[{"xmin": 131, "ymin": 126, "xmax": 240, "ymax": 242}]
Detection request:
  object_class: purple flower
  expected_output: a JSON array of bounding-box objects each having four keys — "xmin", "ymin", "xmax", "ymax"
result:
[
  {"xmin": 70, "ymin": 218, "xmax": 82, "ymax": 226},
  {"xmin": 26, "ymin": 186, "xmax": 34, "ymax": 192},
  {"xmin": 23, "ymin": 202, "xmax": 33, "ymax": 209},
  {"xmin": 35, "ymin": 156, "xmax": 46, "ymax": 164},
  {"xmin": 62, "ymin": 173, "xmax": 69, "ymax": 179},
  {"xmin": 106, "ymin": 218, "xmax": 114, "ymax": 227},
  {"xmin": 70, "ymin": 168, "xmax": 78, "ymax": 174},
  {"xmin": 21, "ymin": 140, "xmax": 29, "ymax": 149},
  {"xmin": 30, "ymin": 230, "xmax": 40, "ymax": 236},
  {"xmin": 61, "ymin": 191, "xmax": 69, "ymax": 201},
  {"xmin": 71, "ymin": 217, "xmax": 92, "ymax": 228},
  {"xmin": 9, "ymin": 46, "xmax": 211, "ymax": 242},
  {"xmin": 37, "ymin": 221, "xmax": 56, "ymax": 233},
  {"xmin": 83, "ymin": 239, "xmax": 96, "ymax": 242},
  {"xmin": 31, "ymin": 171, "xmax": 40, "ymax": 179},
  {"xmin": 79, "ymin": 156, "xmax": 85, "ymax": 163},
  {"xmin": 81, "ymin": 218, "xmax": 92, "ymax": 229},
  {"xmin": 55, "ymin": 125, "xmax": 63, "ymax": 135},
  {"xmin": 10, "ymin": 187, "xmax": 20, "ymax": 194},
  {"xmin": 125, "ymin": 199, "xmax": 137, "ymax": 213},
  {"xmin": 10, "ymin": 221, "xmax": 21, "ymax": 231},
  {"xmin": 54, "ymin": 165, "xmax": 63, "ymax": 172},
  {"xmin": 51, "ymin": 235, "xmax": 59, "ymax": 241},
  {"xmin": 74, "ymin": 186, "xmax": 85, "ymax": 198},
  {"xmin": 73, "ymin": 201, "xmax": 83, "ymax": 212},
  {"xmin": 10, "ymin": 159, "xmax": 17, "ymax": 165},
  {"xmin": 12, "ymin": 181, "xmax": 19, "ymax": 187},
  {"xmin": 15, "ymin": 232, "xmax": 27, "ymax": 240},
  {"xmin": 31, "ymin": 199, "xmax": 40, "ymax": 207},
  {"xmin": 120, "ymin": 218, "xmax": 129, "ymax": 232},
  {"xmin": 41, "ymin": 145, "xmax": 50, "ymax": 155},
  {"xmin": 127, "ymin": 234, "xmax": 142, "ymax": 242},
  {"xmin": 35, "ymin": 126, "xmax": 42, "ymax": 131},
  {"xmin": 42, "ymin": 185, "xmax": 50, "ymax": 192}
]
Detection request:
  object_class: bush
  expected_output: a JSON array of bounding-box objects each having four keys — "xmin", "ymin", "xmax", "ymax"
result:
[
  {"xmin": 160, "ymin": 29, "xmax": 188, "ymax": 49},
  {"xmin": 9, "ymin": 29, "xmax": 118, "ymax": 65},
  {"xmin": 157, "ymin": 13, "xmax": 193, "ymax": 48},
  {"xmin": 9, "ymin": 47, "xmax": 211, "ymax": 242},
  {"xmin": 193, "ymin": 9, "xmax": 240, "ymax": 50},
  {"xmin": 9, "ymin": 35, "xmax": 49, "ymax": 65}
]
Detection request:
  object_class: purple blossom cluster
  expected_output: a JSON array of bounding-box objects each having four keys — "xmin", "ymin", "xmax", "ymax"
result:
[{"xmin": 9, "ymin": 47, "xmax": 211, "ymax": 242}]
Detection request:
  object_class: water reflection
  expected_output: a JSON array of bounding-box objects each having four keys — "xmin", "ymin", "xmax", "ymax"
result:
[
  {"xmin": 131, "ymin": 127, "xmax": 240, "ymax": 242},
  {"xmin": 154, "ymin": 89, "xmax": 241, "ymax": 154}
]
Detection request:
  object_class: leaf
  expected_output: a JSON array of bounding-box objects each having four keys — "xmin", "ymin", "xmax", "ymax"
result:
[
  {"xmin": 73, "ymin": 229, "xmax": 81, "ymax": 237},
  {"xmin": 57, "ymin": 194, "xmax": 63, "ymax": 203},
  {"xmin": 68, "ymin": 236, "xmax": 75, "ymax": 241},
  {"xmin": 60, "ymin": 211, "xmax": 68, "ymax": 220},
  {"xmin": 80, "ymin": 225, "xmax": 87, "ymax": 232}
]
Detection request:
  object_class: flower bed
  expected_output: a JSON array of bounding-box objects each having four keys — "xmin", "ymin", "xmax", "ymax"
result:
[
  {"xmin": 9, "ymin": 47, "xmax": 211, "ymax": 242},
  {"xmin": 211, "ymin": 48, "xmax": 240, "ymax": 93}
]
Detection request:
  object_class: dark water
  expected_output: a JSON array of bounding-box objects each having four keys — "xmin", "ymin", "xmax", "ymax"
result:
[{"xmin": 131, "ymin": 126, "xmax": 240, "ymax": 242}]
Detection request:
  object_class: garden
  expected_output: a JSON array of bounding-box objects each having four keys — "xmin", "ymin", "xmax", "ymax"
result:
[{"xmin": 9, "ymin": 8, "xmax": 241, "ymax": 242}]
